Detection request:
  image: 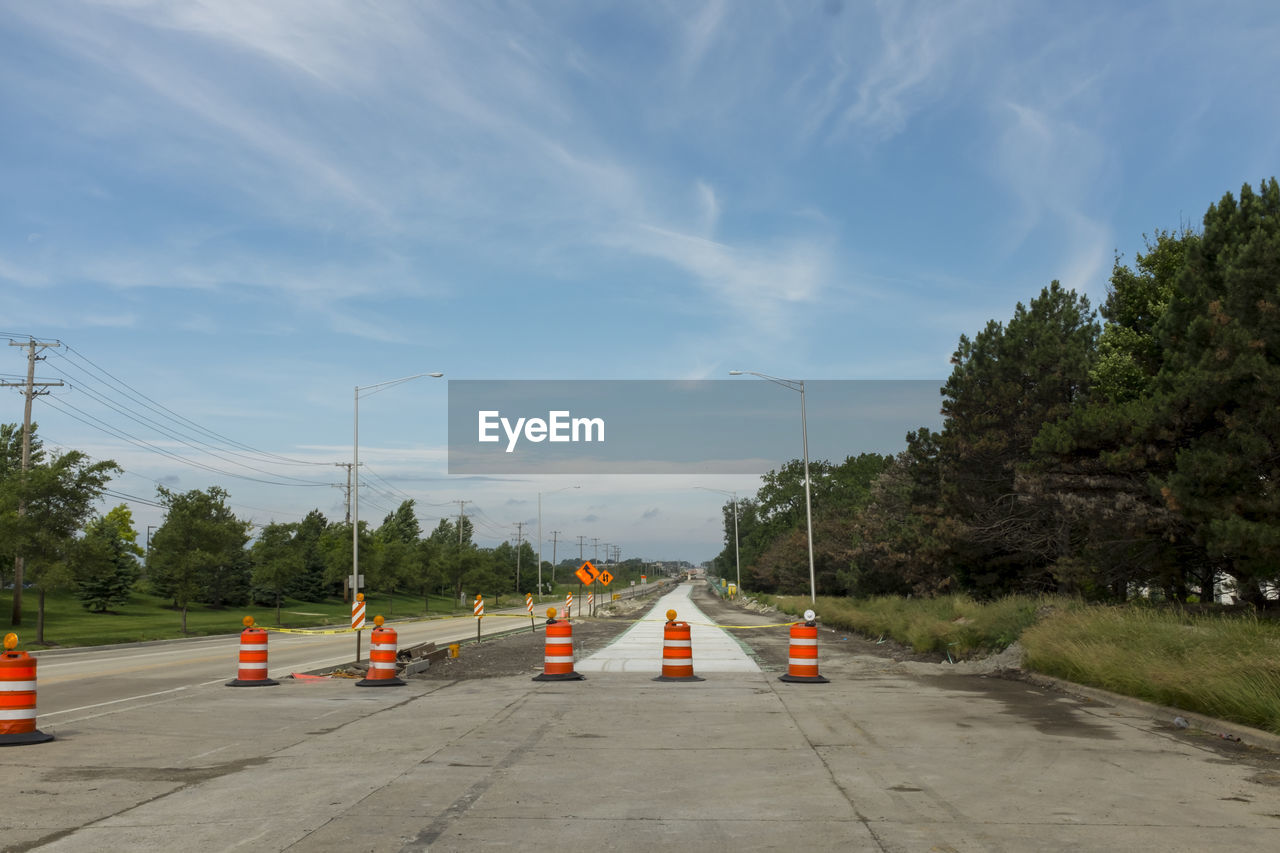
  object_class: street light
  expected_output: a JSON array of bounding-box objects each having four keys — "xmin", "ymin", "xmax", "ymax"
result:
[
  {"xmin": 538, "ymin": 485, "xmax": 580, "ymax": 600},
  {"xmin": 729, "ymin": 369, "xmax": 816, "ymax": 604},
  {"xmin": 695, "ymin": 487, "xmax": 739, "ymax": 594},
  {"xmin": 353, "ymin": 371, "xmax": 443, "ymax": 657}
]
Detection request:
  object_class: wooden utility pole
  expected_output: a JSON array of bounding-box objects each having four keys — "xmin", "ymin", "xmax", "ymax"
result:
[
  {"xmin": 513, "ymin": 521, "xmax": 525, "ymax": 592},
  {"xmin": 3, "ymin": 339, "xmax": 63, "ymax": 627}
]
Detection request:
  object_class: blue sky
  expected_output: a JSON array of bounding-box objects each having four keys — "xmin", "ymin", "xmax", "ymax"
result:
[{"xmin": 2, "ymin": 1, "xmax": 1278, "ymax": 562}]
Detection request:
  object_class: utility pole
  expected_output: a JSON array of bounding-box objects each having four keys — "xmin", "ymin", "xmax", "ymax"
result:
[
  {"xmin": 457, "ymin": 499, "xmax": 471, "ymax": 545},
  {"xmin": 513, "ymin": 521, "xmax": 525, "ymax": 592},
  {"xmin": 550, "ymin": 531, "xmax": 561, "ymax": 588},
  {"xmin": 576, "ymin": 535, "xmax": 586, "ymax": 562},
  {"xmin": 332, "ymin": 462, "xmax": 354, "ymax": 523},
  {"xmin": 3, "ymin": 339, "xmax": 63, "ymax": 627},
  {"xmin": 591, "ymin": 537, "xmax": 600, "ymax": 563}
]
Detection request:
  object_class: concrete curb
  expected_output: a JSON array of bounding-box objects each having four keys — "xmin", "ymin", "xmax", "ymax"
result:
[{"xmin": 1020, "ymin": 671, "xmax": 1280, "ymax": 753}]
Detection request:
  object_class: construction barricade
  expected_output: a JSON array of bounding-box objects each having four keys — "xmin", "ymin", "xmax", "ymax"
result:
[
  {"xmin": 0, "ymin": 632, "xmax": 53, "ymax": 746},
  {"xmin": 226, "ymin": 616, "xmax": 279, "ymax": 687},
  {"xmin": 533, "ymin": 608, "xmax": 583, "ymax": 681},
  {"xmin": 357, "ymin": 616, "xmax": 406, "ymax": 687},
  {"xmin": 778, "ymin": 610, "xmax": 828, "ymax": 683},
  {"xmin": 653, "ymin": 609, "xmax": 703, "ymax": 682}
]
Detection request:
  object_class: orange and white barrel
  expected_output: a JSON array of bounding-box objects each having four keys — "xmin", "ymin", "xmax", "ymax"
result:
[
  {"xmin": 1, "ymin": 633, "xmax": 53, "ymax": 745},
  {"xmin": 533, "ymin": 608, "xmax": 583, "ymax": 681},
  {"xmin": 653, "ymin": 610, "xmax": 703, "ymax": 682},
  {"xmin": 226, "ymin": 618, "xmax": 279, "ymax": 687},
  {"xmin": 779, "ymin": 612, "xmax": 829, "ymax": 684},
  {"xmin": 357, "ymin": 618, "xmax": 405, "ymax": 687}
]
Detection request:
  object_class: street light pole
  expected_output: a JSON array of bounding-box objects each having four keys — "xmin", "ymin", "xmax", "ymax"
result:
[
  {"xmin": 538, "ymin": 485, "xmax": 580, "ymax": 601},
  {"xmin": 729, "ymin": 370, "xmax": 816, "ymax": 604},
  {"xmin": 353, "ymin": 371, "xmax": 443, "ymax": 659},
  {"xmin": 694, "ymin": 487, "xmax": 739, "ymax": 593}
]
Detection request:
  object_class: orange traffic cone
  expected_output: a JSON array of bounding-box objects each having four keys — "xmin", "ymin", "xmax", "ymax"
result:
[
  {"xmin": 653, "ymin": 609, "xmax": 703, "ymax": 682},
  {"xmin": 226, "ymin": 617, "xmax": 279, "ymax": 687},
  {"xmin": 779, "ymin": 610, "xmax": 828, "ymax": 683},
  {"xmin": 357, "ymin": 616, "xmax": 406, "ymax": 687},
  {"xmin": 533, "ymin": 608, "xmax": 584, "ymax": 681},
  {"xmin": 1, "ymin": 633, "xmax": 53, "ymax": 746}
]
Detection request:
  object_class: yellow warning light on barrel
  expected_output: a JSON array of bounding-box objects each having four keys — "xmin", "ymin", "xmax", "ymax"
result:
[
  {"xmin": 546, "ymin": 607, "xmax": 557, "ymax": 619},
  {"xmin": 374, "ymin": 614, "xmax": 385, "ymax": 627},
  {"xmin": 242, "ymin": 615, "xmax": 255, "ymax": 628},
  {"xmin": 666, "ymin": 609, "xmax": 677, "ymax": 622},
  {"xmin": 3, "ymin": 632, "xmax": 17, "ymax": 651}
]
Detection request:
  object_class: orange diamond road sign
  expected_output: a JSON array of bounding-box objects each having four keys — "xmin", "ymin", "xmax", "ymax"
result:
[
  {"xmin": 598, "ymin": 570, "xmax": 614, "ymax": 586},
  {"xmin": 575, "ymin": 561, "xmax": 600, "ymax": 585}
]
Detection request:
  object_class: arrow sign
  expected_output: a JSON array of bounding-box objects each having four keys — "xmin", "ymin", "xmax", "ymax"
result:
[
  {"xmin": 598, "ymin": 569, "xmax": 614, "ymax": 587},
  {"xmin": 574, "ymin": 560, "xmax": 600, "ymax": 585}
]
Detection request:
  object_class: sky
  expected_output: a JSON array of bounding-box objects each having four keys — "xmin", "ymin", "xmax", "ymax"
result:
[{"xmin": 2, "ymin": 0, "xmax": 1278, "ymax": 564}]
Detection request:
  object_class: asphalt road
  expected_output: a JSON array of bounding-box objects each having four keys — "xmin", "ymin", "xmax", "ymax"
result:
[{"xmin": 5, "ymin": 582, "xmax": 1279, "ymax": 852}]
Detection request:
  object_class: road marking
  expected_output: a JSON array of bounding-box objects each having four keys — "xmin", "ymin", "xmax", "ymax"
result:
[{"xmin": 40, "ymin": 678, "xmax": 227, "ymax": 719}]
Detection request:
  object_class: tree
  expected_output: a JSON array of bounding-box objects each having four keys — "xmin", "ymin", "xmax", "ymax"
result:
[
  {"xmin": 251, "ymin": 522, "xmax": 304, "ymax": 624},
  {"xmin": 73, "ymin": 504, "xmax": 144, "ymax": 612},
  {"xmin": 368, "ymin": 501, "xmax": 423, "ymax": 615},
  {"xmin": 287, "ymin": 509, "xmax": 331, "ymax": 602},
  {"xmin": 0, "ymin": 424, "xmax": 119, "ymax": 639},
  {"xmin": 1150, "ymin": 179, "xmax": 1280, "ymax": 604},
  {"xmin": 1030, "ymin": 230, "xmax": 1204, "ymax": 601},
  {"xmin": 936, "ymin": 281, "xmax": 1099, "ymax": 594},
  {"xmin": 146, "ymin": 486, "xmax": 251, "ymax": 633}
]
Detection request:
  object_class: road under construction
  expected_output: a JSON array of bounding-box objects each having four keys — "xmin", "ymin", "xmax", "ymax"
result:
[{"xmin": 3, "ymin": 582, "xmax": 1278, "ymax": 852}]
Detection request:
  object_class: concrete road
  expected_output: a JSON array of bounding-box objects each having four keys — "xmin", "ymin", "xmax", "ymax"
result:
[
  {"xmin": 27, "ymin": 595, "xmax": 630, "ymax": 720},
  {"xmin": 4, "ymin": 583, "xmax": 1278, "ymax": 852}
]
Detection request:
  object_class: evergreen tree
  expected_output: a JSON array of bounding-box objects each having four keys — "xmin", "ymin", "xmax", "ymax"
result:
[
  {"xmin": 1152, "ymin": 179, "xmax": 1280, "ymax": 604},
  {"xmin": 73, "ymin": 504, "xmax": 143, "ymax": 612},
  {"xmin": 937, "ymin": 281, "xmax": 1099, "ymax": 594}
]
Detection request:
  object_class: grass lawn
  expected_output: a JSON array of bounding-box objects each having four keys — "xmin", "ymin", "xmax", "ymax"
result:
[
  {"xmin": 760, "ymin": 590, "xmax": 1280, "ymax": 735},
  {"xmin": 0, "ymin": 588, "xmax": 470, "ymax": 648}
]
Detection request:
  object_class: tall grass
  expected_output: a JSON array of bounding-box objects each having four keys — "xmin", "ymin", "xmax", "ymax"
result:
[
  {"xmin": 766, "ymin": 593, "xmax": 1063, "ymax": 656},
  {"xmin": 1021, "ymin": 607, "xmax": 1280, "ymax": 734}
]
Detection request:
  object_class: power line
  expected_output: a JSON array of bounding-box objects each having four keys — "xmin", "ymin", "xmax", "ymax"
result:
[
  {"xmin": 40, "ymin": 395, "xmax": 331, "ymax": 488},
  {"xmin": 54, "ymin": 345, "xmax": 330, "ymax": 467}
]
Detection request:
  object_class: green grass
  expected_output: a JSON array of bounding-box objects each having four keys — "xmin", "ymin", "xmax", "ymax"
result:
[
  {"xmin": 1020, "ymin": 607, "xmax": 1280, "ymax": 734},
  {"xmin": 753, "ymin": 590, "xmax": 1280, "ymax": 735},
  {"xmin": 0, "ymin": 588, "xmax": 472, "ymax": 648},
  {"xmin": 764, "ymin": 593, "xmax": 1062, "ymax": 657}
]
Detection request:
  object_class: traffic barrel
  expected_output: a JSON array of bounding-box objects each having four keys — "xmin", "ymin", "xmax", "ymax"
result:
[
  {"xmin": 778, "ymin": 610, "xmax": 829, "ymax": 684},
  {"xmin": 226, "ymin": 616, "xmax": 279, "ymax": 687},
  {"xmin": 0, "ymin": 633, "xmax": 53, "ymax": 746},
  {"xmin": 653, "ymin": 610, "xmax": 703, "ymax": 682},
  {"xmin": 533, "ymin": 608, "xmax": 584, "ymax": 681},
  {"xmin": 357, "ymin": 616, "xmax": 405, "ymax": 687}
]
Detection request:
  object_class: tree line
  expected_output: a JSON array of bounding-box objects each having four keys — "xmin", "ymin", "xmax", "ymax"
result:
[
  {"xmin": 1, "ymin": 424, "xmax": 614, "ymax": 637},
  {"xmin": 711, "ymin": 179, "xmax": 1280, "ymax": 606}
]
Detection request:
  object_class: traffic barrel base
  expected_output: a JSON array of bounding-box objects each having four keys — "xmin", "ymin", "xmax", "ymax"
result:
[
  {"xmin": 226, "ymin": 622, "xmax": 279, "ymax": 687},
  {"xmin": 653, "ymin": 616, "xmax": 703, "ymax": 682},
  {"xmin": 778, "ymin": 620, "xmax": 829, "ymax": 684},
  {"xmin": 533, "ymin": 612, "xmax": 584, "ymax": 681},
  {"xmin": 0, "ymin": 729, "xmax": 54, "ymax": 746},
  {"xmin": 357, "ymin": 622, "xmax": 406, "ymax": 687},
  {"xmin": 1, "ymin": 639, "xmax": 53, "ymax": 746}
]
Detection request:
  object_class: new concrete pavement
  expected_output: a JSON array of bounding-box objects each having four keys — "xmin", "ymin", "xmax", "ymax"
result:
[{"xmin": 3, "ymin": 583, "xmax": 1277, "ymax": 852}]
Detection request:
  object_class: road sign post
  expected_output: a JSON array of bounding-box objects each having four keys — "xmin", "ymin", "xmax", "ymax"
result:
[
  {"xmin": 474, "ymin": 595, "xmax": 484, "ymax": 644},
  {"xmin": 351, "ymin": 593, "xmax": 366, "ymax": 662}
]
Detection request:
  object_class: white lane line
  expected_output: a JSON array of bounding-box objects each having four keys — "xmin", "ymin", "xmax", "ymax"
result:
[{"xmin": 40, "ymin": 678, "xmax": 227, "ymax": 718}]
